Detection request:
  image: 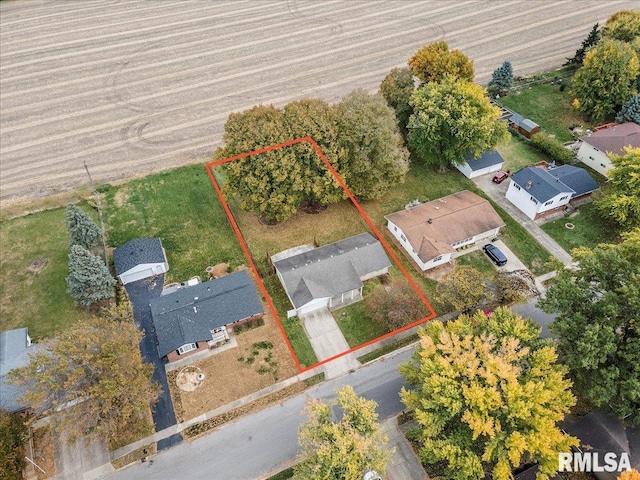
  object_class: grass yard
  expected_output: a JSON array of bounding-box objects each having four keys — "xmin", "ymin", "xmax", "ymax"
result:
[
  {"xmin": 540, "ymin": 202, "xmax": 619, "ymax": 252},
  {"xmin": 498, "ymin": 83, "xmax": 590, "ymax": 142},
  {"xmin": 496, "ymin": 134, "xmax": 550, "ymax": 172},
  {"xmin": 0, "ymin": 206, "xmax": 95, "ymax": 340},
  {"xmin": 456, "ymin": 250, "xmax": 497, "ymax": 281},
  {"xmin": 335, "ymin": 302, "xmax": 389, "ymax": 349},
  {"xmin": 101, "ymin": 164, "xmax": 245, "ymax": 283},
  {"xmin": 262, "ymin": 275, "xmax": 317, "ymax": 368}
]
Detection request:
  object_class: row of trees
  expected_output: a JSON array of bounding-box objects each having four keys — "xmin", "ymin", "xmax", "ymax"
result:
[
  {"xmin": 216, "ymin": 92, "xmax": 409, "ymax": 223},
  {"xmin": 569, "ymin": 10, "xmax": 640, "ymax": 122}
]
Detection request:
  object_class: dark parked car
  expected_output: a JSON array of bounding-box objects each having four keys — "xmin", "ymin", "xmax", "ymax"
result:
[
  {"xmin": 483, "ymin": 244, "xmax": 507, "ymax": 266},
  {"xmin": 492, "ymin": 171, "xmax": 509, "ymax": 184}
]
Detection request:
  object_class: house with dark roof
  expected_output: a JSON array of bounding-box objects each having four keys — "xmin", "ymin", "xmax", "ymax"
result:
[
  {"xmin": 113, "ymin": 238, "xmax": 168, "ymax": 285},
  {"xmin": 509, "ymin": 113, "xmax": 541, "ymax": 138},
  {"xmin": 577, "ymin": 122, "xmax": 640, "ymax": 177},
  {"xmin": 150, "ymin": 270, "xmax": 263, "ymax": 363},
  {"xmin": 456, "ymin": 150, "xmax": 506, "ymax": 179},
  {"xmin": 505, "ymin": 165, "xmax": 599, "ymax": 220},
  {"xmin": 385, "ymin": 191, "xmax": 505, "ymax": 271},
  {"xmin": 0, "ymin": 328, "xmax": 45, "ymax": 413},
  {"xmin": 271, "ymin": 233, "xmax": 391, "ymax": 318}
]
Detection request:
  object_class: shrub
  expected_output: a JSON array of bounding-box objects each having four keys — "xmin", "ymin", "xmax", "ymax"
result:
[{"xmin": 530, "ymin": 133, "xmax": 574, "ymax": 164}]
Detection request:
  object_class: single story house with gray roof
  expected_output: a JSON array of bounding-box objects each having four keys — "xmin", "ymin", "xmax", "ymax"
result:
[
  {"xmin": 506, "ymin": 165, "xmax": 599, "ymax": 220},
  {"xmin": 456, "ymin": 150, "xmax": 505, "ymax": 179},
  {"xmin": 150, "ymin": 270, "xmax": 263, "ymax": 363},
  {"xmin": 577, "ymin": 122, "xmax": 640, "ymax": 177},
  {"xmin": 113, "ymin": 238, "xmax": 168, "ymax": 285},
  {"xmin": 272, "ymin": 233, "xmax": 391, "ymax": 317},
  {"xmin": 0, "ymin": 328, "xmax": 45, "ymax": 413}
]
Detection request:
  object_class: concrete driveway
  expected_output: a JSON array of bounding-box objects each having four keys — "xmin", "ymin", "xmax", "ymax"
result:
[
  {"xmin": 480, "ymin": 238, "xmax": 527, "ymax": 272},
  {"xmin": 300, "ymin": 308, "xmax": 360, "ymax": 379},
  {"xmin": 124, "ymin": 275, "xmax": 182, "ymax": 451}
]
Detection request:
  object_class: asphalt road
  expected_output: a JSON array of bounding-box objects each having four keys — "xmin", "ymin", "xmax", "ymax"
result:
[
  {"xmin": 106, "ymin": 344, "xmax": 414, "ymax": 480},
  {"xmin": 124, "ymin": 276, "xmax": 182, "ymax": 451},
  {"xmin": 1, "ymin": 0, "xmax": 635, "ymax": 203}
]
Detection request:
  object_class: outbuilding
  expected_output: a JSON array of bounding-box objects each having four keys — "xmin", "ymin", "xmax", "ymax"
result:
[{"xmin": 113, "ymin": 238, "xmax": 169, "ymax": 285}]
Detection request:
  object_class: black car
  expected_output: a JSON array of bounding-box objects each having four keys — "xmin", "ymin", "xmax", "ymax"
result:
[{"xmin": 482, "ymin": 244, "xmax": 507, "ymax": 266}]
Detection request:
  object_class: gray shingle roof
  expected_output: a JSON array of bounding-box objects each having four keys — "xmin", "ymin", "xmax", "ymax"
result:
[
  {"xmin": 273, "ymin": 233, "xmax": 391, "ymax": 309},
  {"xmin": 510, "ymin": 113, "xmax": 539, "ymax": 133},
  {"xmin": 548, "ymin": 165, "xmax": 599, "ymax": 197},
  {"xmin": 113, "ymin": 238, "xmax": 166, "ymax": 275},
  {"xmin": 0, "ymin": 328, "xmax": 45, "ymax": 412},
  {"xmin": 511, "ymin": 167, "xmax": 574, "ymax": 203},
  {"xmin": 151, "ymin": 270, "xmax": 263, "ymax": 358},
  {"xmin": 463, "ymin": 150, "xmax": 505, "ymax": 171}
]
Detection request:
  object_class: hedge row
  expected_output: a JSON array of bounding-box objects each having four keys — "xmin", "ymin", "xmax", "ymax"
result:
[{"xmin": 530, "ymin": 132, "xmax": 574, "ymax": 163}]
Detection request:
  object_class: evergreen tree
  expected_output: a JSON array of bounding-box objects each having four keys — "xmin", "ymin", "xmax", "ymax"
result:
[
  {"xmin": 66, "ymin": 204, "xmax": 102, "ymax": 250},
  {"xmin": 66, "ymin": 244, "xmax": 115, "ymax": 307},
  {"xmin": 564, "ymin": 23, "xmax": 600, "ymax": 67},
  {"xmin": 616, "ymin": 94, "xmax": 640, "ymax": 123},
  {"xmin": 487, "ymin": 61, "xmax": 513, "ymax": 97}
]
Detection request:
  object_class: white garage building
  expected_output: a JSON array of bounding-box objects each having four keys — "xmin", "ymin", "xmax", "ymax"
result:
[{"xmin": 113, "ymin": 237, "xmax": 169, "ymax": 285}]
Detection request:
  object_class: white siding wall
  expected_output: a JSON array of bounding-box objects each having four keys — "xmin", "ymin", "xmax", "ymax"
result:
[
  {"xmin": 119, "ymin": 262, "xmax": 168, "ymax": 284},
  {"xmin": 455, "ymin": 162, "xmax": 474, "ymax": 178},
  {"xmin": 577, "ymin": 142, "xmax": 612, "ymax": 177},
  {"xmin": 456, "ymin": 161, "xmax": 504, "ymax": 179},
  {"xmin": 387, "ymin": 221, "xmax": 428, "ymax": 270},
  {"xmin": 506, "ymin": 181, "xmax": 571, "ymax": 220}
]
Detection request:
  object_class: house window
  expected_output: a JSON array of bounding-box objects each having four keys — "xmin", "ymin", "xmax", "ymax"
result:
[
  {"xmin": 433, "ymin": 255, "xmax": 442, "ymax": 262},
  {"xmin": 544, "ymin": 200, "xmax": 553, "ymax": 206},
  {"xmin": 177, "ymin": 343, "xmax": 197, "ymax": 355},
  {"xmin": 530, "ymin": 196, "xmax": 538, "ymax": 205},
  {"xmin": 514, "ymin": 184, "xmax": 521, "ymax": 191},
  {"xmin": 559, "ymin": 195, "xmax": 568, "ymax": 201},
  {"xmin": 400, "ymin": 234, "xmax": 407, "ymax": 242},
  {"xmin": 393, "ymin": 226, "xmax": 397, "ymax": 232},
  {"xmin": 600, "ymin": 163, "xmax": 606, "ymax": 168},
  {"xmin": 589, "ymin": 156, "xmax": 595, "ymax": 161}
]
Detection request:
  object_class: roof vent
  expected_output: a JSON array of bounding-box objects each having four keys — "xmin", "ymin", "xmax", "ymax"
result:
[
  {"xmin": 427, "ymin": 218, "xmax": 433, "ymax": 224},
  {"xmin": 194, "ymin": 296, "xmax": 198, "ymax": 300},
  {"xmin": 193, "ymin": 306, "xmax": 198, "ymax": 313},
  {"xmin": 526, "ymin": 180, "xmax": 533, "ymax": 189}
]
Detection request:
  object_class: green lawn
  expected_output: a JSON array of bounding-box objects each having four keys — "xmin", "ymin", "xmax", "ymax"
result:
[
  {"xmin": 496, "ymin": 134, "xmax": 550, "ymax": 172},
  {"xmin": 335, "ymin": 302, "xmax": 389, "ymax": 349},
  {"xmin": 0, "ymin": 206, "xmax": 95, "ymax": 340},
  {"xmin": 540, "ymin": 202, "xmax": 619, "ymax": 252},
  {"xmin": 101, "ymin": 164, "xmax": 246, "ymax": 283},
  {"xmin": 498, "ymin": 83, "xmax": 590, "ymax": 142},
  {"xmin": 456, "ymin": 250, "xmax": 497, "ymax": 281},
  {"xmin": 262, "ymin": 275, "xmax": 317, "ymax": 368}
]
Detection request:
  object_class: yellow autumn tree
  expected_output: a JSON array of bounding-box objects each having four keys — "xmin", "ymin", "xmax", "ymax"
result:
[
  {"xmin": 408, "ymin": 40, "xmax": 475, "ymax": 84},
  {"xmin": 618, "ymin": 469, "xmax": 640, "ymax": 480},
  {"xmin": 400, "ymin": 308, "xmax": 577, "ymax": 480},
  {"xmin": 294, "ymin": 385, "xmax": 391, "ymax": 480}
]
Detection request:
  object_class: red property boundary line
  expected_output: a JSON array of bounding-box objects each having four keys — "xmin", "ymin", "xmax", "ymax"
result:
[{"xmin": 205, "ymin": 136, "xmax": 437, "ymax": 373}]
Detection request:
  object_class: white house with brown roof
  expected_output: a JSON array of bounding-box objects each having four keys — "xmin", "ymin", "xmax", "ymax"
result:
[
  {"xmin": 385, "ymin": 191, "xmax": 505, "ymax": 271},
  {"xmin": 577, "ymin": 122, "xmax": 640, "ymax": 177}
]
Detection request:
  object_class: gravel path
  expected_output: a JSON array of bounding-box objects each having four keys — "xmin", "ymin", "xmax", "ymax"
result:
[{"xmin": 1, "ymin": 0, "xmax": 634, "ymax": 203}]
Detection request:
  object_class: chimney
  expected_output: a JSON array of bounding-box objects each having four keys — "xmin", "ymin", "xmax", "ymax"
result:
[
  {"xmin": 427, "ymin": 218, "xmax": 433, "ymax": 224},
  {"xmin": 526, "ymin": 180, "xmax": 532, "ymax": 189}
]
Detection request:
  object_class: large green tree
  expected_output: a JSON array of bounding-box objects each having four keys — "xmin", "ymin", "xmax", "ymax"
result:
[
  {"xmin": 216, "ymin": 105, "xmax": 302, "ymax": 223},
  {"xmin": 601, "ymin": 9, "xmax": 640, "ymax": 43},
  {"xmin": 408, "ymin": 40, "xmax": 475, "ymax": 84},
  {"xmin": 66, "ymin": 244, "xmax": 115, "ymax": 307},
  {"xmin": 9, "ymin": 307, "xmax": 160, "ymax": 444},
  {"xmin": 294, "ymin": 385, "xmax": 391, "ymax": 480},
  {"xmin": 379, "ymin": 67, "xmax": 415, "ymax": 134},
  {"xmin": 335, "ymin": 89, "xmax": 409, "ymax": 199},
  {"xmin": 282, "ymin": 99, "xmax": 345, "ymax": 209},
  {"xmin": 0, "ymin": 410, "xmax": 28, "ymax": 480},
  {"xmin": 66, "ymin": 204, "xmax": 102, "ymax": 251},
  {"xmin": 408, "ymin": 78, "xmax": 509, "ymax": 171},
  {"xmin": 539, "ymin": 230, "xmax": 640, "ymax": 425},
  {"xmin": 571, "ymin": 39, "xmax": 639, "ymax": 122},
  {"xmin": 400, "ymin": 308, "xmax": 577, "ymax": 480},
  {"xmin": 596, "ymin": 147, "xmax": 640, "ymax": 232}
]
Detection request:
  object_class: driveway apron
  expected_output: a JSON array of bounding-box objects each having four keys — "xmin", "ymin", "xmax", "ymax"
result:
[
  {"xmin": 300, "ymin": 308, "xmax": 360, "ymax": 379},
  {"xmin": 124, "ymin": 275, "xmax": 182, "ymax": 451}
]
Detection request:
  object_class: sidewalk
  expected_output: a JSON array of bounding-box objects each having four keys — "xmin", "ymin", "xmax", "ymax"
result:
[
  {"xmin": 472, "ymin": 175, "xmax": 573, "ymax": 266},
  {"xmin": 382, "ymin": 417, "xmax": 428, "ymax": 480}
]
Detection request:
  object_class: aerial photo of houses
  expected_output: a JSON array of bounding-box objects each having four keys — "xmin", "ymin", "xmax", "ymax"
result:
[{"xmin": 1, "ymin": 2, "xmax": 639, "ymax": 480}]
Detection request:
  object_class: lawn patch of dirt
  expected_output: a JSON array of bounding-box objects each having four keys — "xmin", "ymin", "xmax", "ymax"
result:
[
  {"xmin": 168, "ymin": 272, "xmax": 299, "ymax": 420},
  {"xmin": 31, "ymin": 424, "xmax": 56, "ymax": 479},
  {"xmin": 27, "ymin": 257, "xmax": 48, "ymax": 273}
]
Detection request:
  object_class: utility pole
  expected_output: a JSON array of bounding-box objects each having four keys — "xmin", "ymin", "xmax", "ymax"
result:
[{"xmin": 83, "ymin": 161, "xmax": 109, "ymax": 265}]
